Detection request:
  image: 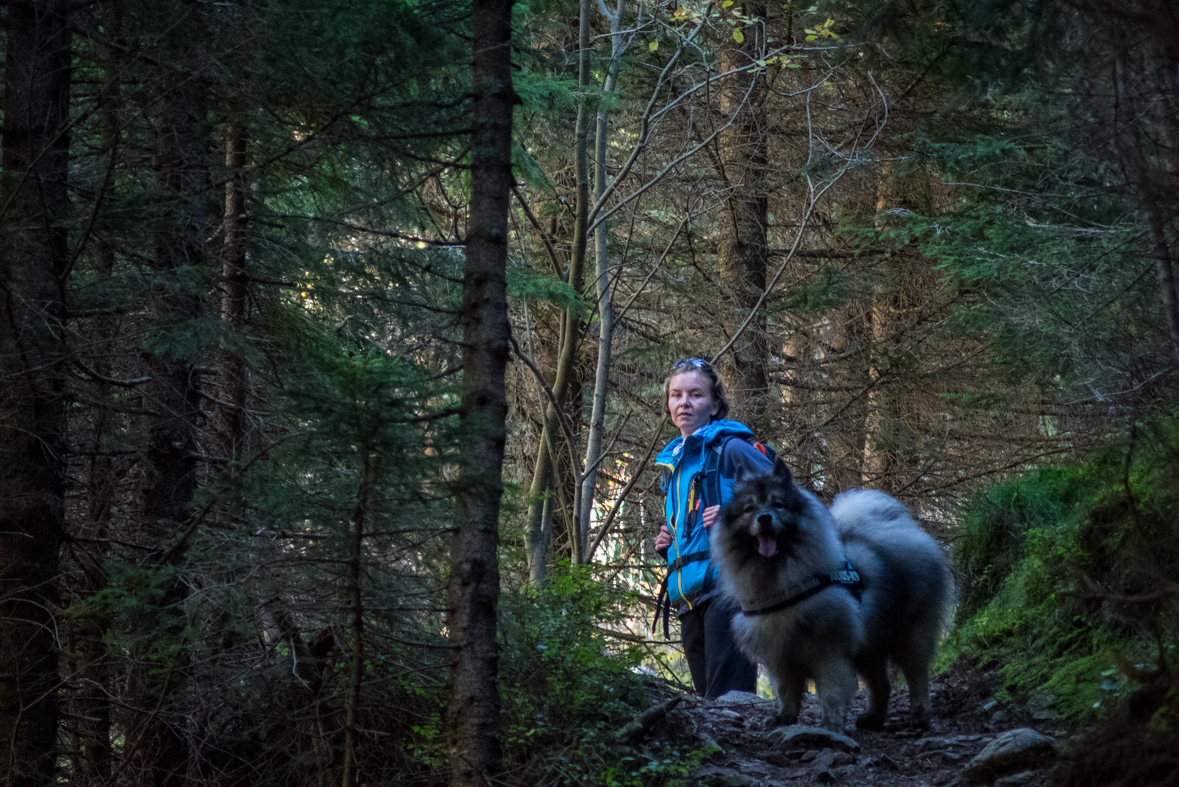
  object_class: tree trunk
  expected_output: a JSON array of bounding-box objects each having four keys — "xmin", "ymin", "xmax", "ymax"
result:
[
  {"xmin": 524, "ymin": 0, "xmax": 591, "ymax": 582},
  {"xmin": 0, "ymin": 2, "xmax": 71, "ymax": 785},
  {"xmin": 70, "ymin": 2, "xmax": 125, "ymax": 780},
  {"xmin": 717, "ymin": 2, "xmax": 770, "ymax": 429},
  {"xmin": 341, "ymin": 457, "xmax": 369, "ymax": 787},
  {"xmin": 126, "ymin": 68, "xmax": 210, "ymax": 787},
  {"xmin": 221, "ymin": 121, "xmax": 251, "ymax": 458},
  {"xmin": 577, "ymin": 0, "xmax": 627, "ymax": 563},
  {"xmin": 446, "ymin": 0, "xmax": 515, "ymax": 782}
]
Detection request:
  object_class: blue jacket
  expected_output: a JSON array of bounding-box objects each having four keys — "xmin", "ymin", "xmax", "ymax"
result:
[{"xmin": 656, "ymin": 419, "xmax": 774, "ymax": 613}]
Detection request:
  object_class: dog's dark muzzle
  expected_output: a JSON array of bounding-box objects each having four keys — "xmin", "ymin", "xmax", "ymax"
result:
[{"xmin": 750, "ymin": 511, "xmax": 781, "ymax": 558}]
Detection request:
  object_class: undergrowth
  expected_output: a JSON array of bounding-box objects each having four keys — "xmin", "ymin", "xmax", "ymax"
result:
[
  {"xmin": 406, "ymin": 563, "xmax": 708, "ymax": 786},
  {"xmin": 941, "ymin": 419, "xmax": 1179, "ymax": 732}
]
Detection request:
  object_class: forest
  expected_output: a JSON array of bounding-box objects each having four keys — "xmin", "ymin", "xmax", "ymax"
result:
[{"xmin": 1, "ymin": 0, "xmax": 1177, "ymax": 785}]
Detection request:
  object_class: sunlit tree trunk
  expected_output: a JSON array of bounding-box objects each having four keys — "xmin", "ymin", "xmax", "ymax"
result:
[
  {"xmin": 0, "ymin": 2, "xmax": 71, "ymax": 785},
  {"xmin": 524, "ymin": 0, "xmax": 591, "ymax": 582},
  {"xmin": 577, "ymin": 0, "xmax": 626, "ymax": 563},
  {"xmin": 446, "ymin": 0, "xmax": 516, "ymax": 781}
]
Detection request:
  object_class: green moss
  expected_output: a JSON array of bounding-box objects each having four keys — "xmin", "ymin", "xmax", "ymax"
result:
[
  {"xmin": 942, "ymin": 425, "xmax": 1179, "ymax": 727},
  {"xmin": 1041, "ymin": 654, "xmax": 1110, "ymax": 723}
]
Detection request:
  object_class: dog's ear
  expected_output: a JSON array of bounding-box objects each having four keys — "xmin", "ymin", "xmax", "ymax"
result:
[{"xmin": 772, "ymin": 456, "xmax": 793, "ymax": 485}]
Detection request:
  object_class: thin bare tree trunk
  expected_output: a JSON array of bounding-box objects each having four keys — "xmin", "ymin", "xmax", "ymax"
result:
[
  {"xmin": 0, "ymin": 2, "xmax": 71, "ymax": 785},
  {"xmin": 341, "ymin": 457, "xmax": 369, "ymax": 787},
  {"xmin": 446, "ymin": 0, "xmax": 515, "ymax": 781},
  {"xmin": 524, "ymin": 0, "xmax": 592, "ymax": 581},
  {"xmin": 577, "ymin": 0, "xmax": 627, "ymax": 563}
]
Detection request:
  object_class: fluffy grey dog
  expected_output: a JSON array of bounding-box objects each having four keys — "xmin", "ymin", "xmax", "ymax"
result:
[{"xmin": 711, "ymin": 459, "xmax": 954, "ymax": 732}]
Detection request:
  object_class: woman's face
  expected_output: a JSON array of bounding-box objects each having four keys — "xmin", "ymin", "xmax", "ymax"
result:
[{"xmin": 667, "ymin": 370, "xmax": 719, "ymax": 438}]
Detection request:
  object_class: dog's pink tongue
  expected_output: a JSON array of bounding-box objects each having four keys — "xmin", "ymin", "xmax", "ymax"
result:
[{"xmin": 757, "ymin": 536, "xmax": 778, "ymax": 558}]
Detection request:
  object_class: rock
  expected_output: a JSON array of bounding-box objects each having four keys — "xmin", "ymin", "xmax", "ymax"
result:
[
  {"xmin": 867, "ymin": 754, "xmax": 899, "ymax": 770},
  {"xmin": 690, "ymin": 765, "xmax": 761, "ymax": 787},
  {"xmin": 714, "ymin": 690, "xmax": 773, "ymax": 707},
  {"xmin": 716, "ymin": 709, "xmax": 744, "ymax": 723},
  {"xmin": 736, "ymin": 760, "xmax": 769, "ymax": 777},
  {"xmin": 917, "ymin": 736, "xmax": 954, "ymax": 752},
  {"xmin": 962, "ymin": 728, "xmax": 1057, "ymax": 784},
  {"xmin": 695, "ymin": 732, "xmax": 723, "ymax": 756},
  {"xmin": 811, "ymin": 750, "xmax": 856, "ymax": 770},
  {"xmin": 814, "ymin": 769, "xmax": 839, "ymax": 784},
  {"xmin": 990, "ymin": 711, "xmax": 1009, "ymax": 723},
  {"xmin": 765, "ymin": 725, "xmax": 861, "ymax": 754},
  {"xmin": 1027, "ymin": 695, "xmax": 1055, "ymax": 713},
  {"xmin": 799, "ymin": 751, "xmax": 818, "ymax": 762},
  {"xmin": 994, "ymin": 772, "xmax": 1043, "ymax": 786},
  {"xmin": 983, "ymin": 701, "xmax": 1000, "ymax": 713}
]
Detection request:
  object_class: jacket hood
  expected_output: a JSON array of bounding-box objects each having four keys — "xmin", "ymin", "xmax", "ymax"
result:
[{"xmin": 656, "ymin": 419, "xmax": 754, "ymax": 470}]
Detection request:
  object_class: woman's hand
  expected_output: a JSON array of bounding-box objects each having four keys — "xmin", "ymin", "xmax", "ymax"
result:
[
  {"xmin": 655, "ymin": 525, "xmax": 672, "ymax": 554},
  {"xmin": 701, "ymin": 504, "xmax": 720, "ymax": 530}
]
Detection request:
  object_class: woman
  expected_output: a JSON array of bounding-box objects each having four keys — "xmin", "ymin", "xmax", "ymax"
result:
[{"xmin": 654, "ymin": 357, "xmax": 773, "ymax": 698}]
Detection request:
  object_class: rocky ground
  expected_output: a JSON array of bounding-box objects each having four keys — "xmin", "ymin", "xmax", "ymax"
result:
[{"xmin": 627, "ymin": 667, "xmax": 1067, "ymax": 787}]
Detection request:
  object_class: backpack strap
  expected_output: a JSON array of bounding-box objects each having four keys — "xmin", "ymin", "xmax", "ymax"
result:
[{"xmin": 699, "ymin": 436, "xmax": 730, "ymax": 510}]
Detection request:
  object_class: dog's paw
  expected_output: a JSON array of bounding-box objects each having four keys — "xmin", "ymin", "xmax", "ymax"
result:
[
  {"xmin": 906, "ymin": 709, "xmax": 932, "ymax": 731},
  {"xmin": 764, "ymin": 713, "xmax": 797, "ymax": 729},
  {"xmin": 855, "ymin": 712, "xmax": 886, "ymax": 730}
]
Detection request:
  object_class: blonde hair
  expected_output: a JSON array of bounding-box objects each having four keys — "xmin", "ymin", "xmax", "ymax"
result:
[{"xmin": 662, "ymin": 358, "xmax": 730, "ymax": 421}]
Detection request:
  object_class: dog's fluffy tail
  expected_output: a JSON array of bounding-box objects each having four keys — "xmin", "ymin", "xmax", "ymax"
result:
[
  {"xmin": 829, "ymin": 488, "xmax": 957, "ymax": 627},
  {"xmin": 829, "ymin": 489, "xmax": 916, "ymax": 537}
]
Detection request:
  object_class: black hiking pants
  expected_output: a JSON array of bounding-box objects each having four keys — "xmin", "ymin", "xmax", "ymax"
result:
[{"xmin": 680, "ymin": 598, "xmax": 758, "ymax": 699}]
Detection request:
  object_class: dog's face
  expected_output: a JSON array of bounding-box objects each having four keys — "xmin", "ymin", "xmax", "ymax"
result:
[{"xmin": 720, "ymin": 458, "xmax": 811, "ymax": 562}]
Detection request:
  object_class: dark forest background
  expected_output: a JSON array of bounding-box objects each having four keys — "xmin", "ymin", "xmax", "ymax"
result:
[{"xmin": 2, "ymin": 0, "xmax": 1178, "ymax": 785}]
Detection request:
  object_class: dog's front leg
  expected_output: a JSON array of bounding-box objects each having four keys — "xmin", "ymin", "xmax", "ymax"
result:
[
  {"xmin": 815, "ymin": 658, "xmax": 857, "ymax": 732},
  {"xmin": 767, "ymin": 667, "xmax": 804, "ymax": 728}
]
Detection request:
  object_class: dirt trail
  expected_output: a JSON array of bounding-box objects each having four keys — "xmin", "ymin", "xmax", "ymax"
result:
[{"xmin": 632, "ymin": 669, "xmax": 1063, "ymax": 787}]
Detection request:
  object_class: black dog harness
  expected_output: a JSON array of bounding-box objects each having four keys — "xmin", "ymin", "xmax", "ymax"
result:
[{"xmin": 739, "ymin": 559, "xmax": 863, "ymax": 617}]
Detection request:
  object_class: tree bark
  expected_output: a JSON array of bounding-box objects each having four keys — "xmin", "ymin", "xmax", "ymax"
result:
[
  {"xmin": 1142, "ymin": 202, "xmax": 1179, "ymax": 364},
  {"xmin": 524, "ymin": 0, "xmax": 591, "ymax": 581},
  {"xmin": 717, "ymin": 2, "xmax": 770, "ymax": 429},
  {"xmin": 221, "ymin": 121, "xmax": 251, "ymax": 458},
  {"xmin": 70, "ymin": 2, "xmax": 125, "ymax": 780},
  {"xmin": 0, "ymin": 2, "xmax": 71, "ymax": 785},
  {"xmin": 577, "ymin": 0, "xmax": 627, "ymax": 563},
  {"xmin": 341, "ymin": 457, "xmax": 369, "ymax": 787},
  {"xmin": 126, "ymin": 65, "xmax": 210, "ymax": 787},
  {"xmin": 446, "ymin": 0, "xmax": 515, "ymax": 782}
]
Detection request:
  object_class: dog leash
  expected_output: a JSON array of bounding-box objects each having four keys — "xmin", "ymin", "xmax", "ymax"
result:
[{"xmin": 652, "ymin": 551, "xmax": 710, "ymax": 639}]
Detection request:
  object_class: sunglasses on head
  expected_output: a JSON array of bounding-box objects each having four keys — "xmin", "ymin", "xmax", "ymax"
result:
[{"xmin": 672, "ymin": 357, "xmax": 713, "ymax": 372}]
